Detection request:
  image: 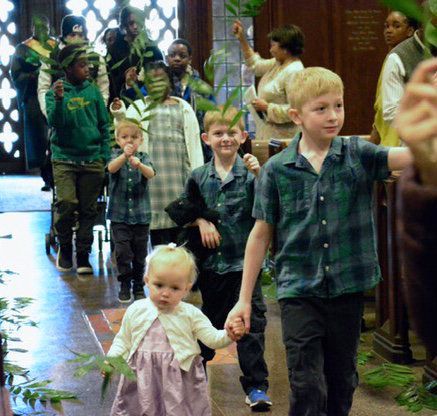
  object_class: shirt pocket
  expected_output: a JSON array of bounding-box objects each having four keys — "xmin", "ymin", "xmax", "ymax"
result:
[
  {"xmin": 332, "ymin": 166, "xmax": 358, "ymax": 213},
  {"xmin": 224, "ymin": 190, "xmax": 252, "ymax": 225},
  {"xmin": 280, "ymin": 182, "xmax": 313, "ymax": 221}
]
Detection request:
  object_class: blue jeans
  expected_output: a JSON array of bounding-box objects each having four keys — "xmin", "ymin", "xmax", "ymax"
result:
[{"xmin": 279, "ymin": 292, "xmax": 364, "ymax": 416}]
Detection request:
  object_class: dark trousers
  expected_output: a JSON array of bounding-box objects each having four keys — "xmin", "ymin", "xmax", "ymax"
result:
[
  {"xmin": 279, "ymin": 292, "xmax": 364, "ymax": 416},
  {"xmin": 150, "ymin": 227, "xmax": 181, "ymax": 247},
  {"xmin": 198, "ymin": 270, "xmax": 269, "ymax": 394},
  {"xmin": 52, "ymin": 160, "xmax": 105, "ymax": 253},
  {"xmin": 111, "ymin": 222, "xmax": 149, "ymax": 290}
]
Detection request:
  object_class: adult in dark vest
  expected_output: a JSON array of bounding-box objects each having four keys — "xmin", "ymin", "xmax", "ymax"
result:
[{"xmin": 10, "ymin": 15, "xmax": 56, "ymax": 190}]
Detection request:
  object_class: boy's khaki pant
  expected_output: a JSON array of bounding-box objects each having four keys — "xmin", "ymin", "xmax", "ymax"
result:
[{"xmin": 52, "ymin": 160, "xmax": 105, "ymax": 253}]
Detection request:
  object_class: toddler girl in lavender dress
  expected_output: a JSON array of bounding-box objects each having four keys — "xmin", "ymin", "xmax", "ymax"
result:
[{"xmin": 106, "ymin": 244, "xmax": 244, "ymax": 416}]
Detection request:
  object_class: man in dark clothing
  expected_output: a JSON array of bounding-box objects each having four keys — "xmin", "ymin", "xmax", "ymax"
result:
[{"xmin": 10, "ymin": 15, "xmax": 56, "ymax": 190}]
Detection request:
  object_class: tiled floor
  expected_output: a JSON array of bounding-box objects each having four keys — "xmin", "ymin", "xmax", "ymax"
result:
[{"xmin": 1, "ymin": 210, "xmax": 434, "ymax": 415}]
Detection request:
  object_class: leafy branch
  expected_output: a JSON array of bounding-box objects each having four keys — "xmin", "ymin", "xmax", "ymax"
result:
[
  {"xmin": 225, "ymin": 0, "xmax": 267, "ymax": 17},
  {"xmin": 67, "ymin": 352, "xmax": 136, "ymax": 401}
]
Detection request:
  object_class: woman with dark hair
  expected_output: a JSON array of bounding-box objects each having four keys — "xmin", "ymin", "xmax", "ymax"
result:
[
  {"xmin": 110, "ymin": 61, "xmax": 203, "ymax": 246},
  {"xmin": 233, "ymin": 20, "xmax": 304, "ymax": 140}
]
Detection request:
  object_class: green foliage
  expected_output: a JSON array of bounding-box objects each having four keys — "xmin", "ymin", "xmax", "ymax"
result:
[
  {"xmin": 357, "ymin": 350, "xmax": 374, "ymax": 366},
  {"xmin": 224, "ymin": 0, "xmax": 267, "ymax": 17},
  {"xmin": 363, "ymin": 362, "xmax": 416, "ymax": 388},
  {"xmin": 1, "ymin": 270, "xmax": 77, "ymax": 414},
  {"xmin": 395, "ymin": 382, "xmax": 437, "ymax": 412},
  {"xmin": 67, "ymin": 351, "xmax": 136, "ymax": 401}
]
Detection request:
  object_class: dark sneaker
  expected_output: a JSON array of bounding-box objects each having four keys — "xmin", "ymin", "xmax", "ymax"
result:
[
  {"xmin": 118, "ymin": 282, "xmax": 132, "ymax": 303},
  {"xmin": 245, "ymin": 389, "xmax": 272, "ymax": 411},
  {"xmin": 133, "ymin": 290, "xmax": 146, "ymax": 301},
  {"xmin": 56, "ymin": 245, "xmax": 73, "ymax": 272},
  {"xmin": 76, "ymin": 252, "xmax": 93, "ymax": 275},
  {"xmin": 133, "ymin": 282, "xmax": 145, "ymax": 301},
  {"xmin": 41, "ymin": 183, "xmax": 51, "ymax": 192}
]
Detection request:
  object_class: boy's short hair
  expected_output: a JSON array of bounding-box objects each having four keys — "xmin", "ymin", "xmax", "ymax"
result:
[
  {"xmin": 203, "ymin": 105, "xmax": 245, "ymax": 132},
  {"xmin": 268, "ymin": 24, "xmax": 304, "ymax": 56},
  {"xmin": 169, "ymin": 38, "xmax": 192, "ymax": 56},
  {"xmin": 289, "ymin": 67, "xmax": 344, "ymax": 110},
  {"xmin": 57, "ymin": 43, "xmax": 87, "ymax": 69},
  {"xmin": 115, "ymin": 118, "xmax": 142, "ymax": 137},
  {"xmin": 145, "ymin": 244, "xmax": 198, "ymax": 284}
]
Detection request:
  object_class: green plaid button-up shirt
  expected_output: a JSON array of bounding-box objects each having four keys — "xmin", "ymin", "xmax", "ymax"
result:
[
  {"xmin": 253, "ymin": 134, "xmax": 390, "ymax": 299},
  {"xmin": 185, "ymin": 155, "xmax": 256, "ymax": 274}
]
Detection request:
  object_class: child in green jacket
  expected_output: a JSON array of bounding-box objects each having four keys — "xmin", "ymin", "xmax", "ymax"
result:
[{"xmin": 46, "ymin": 43, "xmax": 110, "ymax": 275}]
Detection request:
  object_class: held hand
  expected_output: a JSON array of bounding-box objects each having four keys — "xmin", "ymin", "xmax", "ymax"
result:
[
  {"xmin": 225, "ymin": 299, "xmax": 252, "ymax": 334},
  {"xmin": 243, "ymin": 153, "xmax": 260, "ymax": 176},
  {"xmin": 125, "ymin": 66, "xmax": 138, "ymax": 87},
  {"xmin": 251, "ymin": 98, "xmax": 268, "ymax": 112},
  {"xmin": 123, "ymin": 144, "xmax": 135, "ymax": 158},
  {"xmin": 129, "ymin": 156, "xmax": 141, "ymax": 169},
  {"xmin": 228, "ymin": 317, "xmax": 246, "ymax": 341},
  {"xmin": 197, "ymin": 218, "xmax": 221, "ymax": 249},
  {"xmin": 232, "ymin": 20, "xmax": 245, "ymax": 41},
  {"xmin": 111, "ymin": 97, "xmax": 122, "ymax": 111},
  {"xmin": 53, "ymin": 79, "xmax": 64, "ymax": 100}
]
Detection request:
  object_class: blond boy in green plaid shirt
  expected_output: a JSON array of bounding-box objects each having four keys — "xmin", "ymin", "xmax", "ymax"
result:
[{"xmin": 227, "ymin": 67, "xmax": 414, "ymax": 416}]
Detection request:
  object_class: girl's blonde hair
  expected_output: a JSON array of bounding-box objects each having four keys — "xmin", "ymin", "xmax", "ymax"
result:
[
  {"xmin": 289, "ymin": 67, "xmax": 344, "ymax": 110},
  {"xmin": 145, "ymin": 244, "xmax": 198, "ymax": 284}
]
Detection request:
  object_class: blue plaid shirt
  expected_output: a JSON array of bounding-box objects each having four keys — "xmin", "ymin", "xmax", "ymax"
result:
[
  {"xmin": 107, "ymin": 149, "xmax": 153, "ymax": 224},
  {"xmin": 186, "ymin": 155, "xmax": 256, "ymax": 274},
  {"xmin": 254, "ymin": 134, "xmax": 390, "ymax": 299}
]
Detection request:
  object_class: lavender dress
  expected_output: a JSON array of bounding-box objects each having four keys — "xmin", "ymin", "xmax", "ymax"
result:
[{"xmin": 110, "ymin": 318, "xmax": 211, "ymax": 416}]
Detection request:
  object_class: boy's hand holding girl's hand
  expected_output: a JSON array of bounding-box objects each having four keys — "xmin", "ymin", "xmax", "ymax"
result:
[
  {"xmin": 226, "ymin": 317, "xmax": 246, "ymax": 341},
  {"xmin": 243, "ymin": 153, "xmax": 260, "ymax": 176},
  {"xmin": 53, "ymin": 79, "xmax": 64, "ymax": 100}
]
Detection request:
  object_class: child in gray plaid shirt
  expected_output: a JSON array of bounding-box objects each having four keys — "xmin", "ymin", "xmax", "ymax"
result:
[{"xmin": 107, "ymin": 119, "xmax": 155, "ymax": 303}]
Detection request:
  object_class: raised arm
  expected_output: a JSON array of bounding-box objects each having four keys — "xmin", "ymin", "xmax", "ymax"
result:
[{"xmin": 232, "ymin": 19, "xmax": 255, "ymax": 61}]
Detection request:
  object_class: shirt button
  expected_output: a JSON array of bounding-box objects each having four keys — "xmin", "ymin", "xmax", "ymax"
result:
[
  {"xmin": 128, "ymin": 178, "xmax": 132, "ymax": 182},
  {"xmin": 218, "ymin": 220, "xmax": 222, "ymax": 224},
  {"xmin": 325, "ymin": 266, "xmax": 330, "ymax": 272},
  {"xmin": 322, "ymin": 220, "xmax": 327, "ymax": 225},
  {"xmin": 323, "ymin": 243, "xmax": 329, "ymax": 248},
  {"xmin": 218, "ymin": 252, "xmax": 222, "ymax": 256},
  {"xmin": 320, "ymin": 196, "xmax": 325, "ymax": 201},
  {"xmin": 217, "ymin": 203, "xmax": 222, "ymax": 207}
]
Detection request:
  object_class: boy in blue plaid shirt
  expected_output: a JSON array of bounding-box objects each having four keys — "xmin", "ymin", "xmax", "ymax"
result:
[
  {"xmin": 183, "ymin": 106, "xmax": 272, "ymax": 411},
  {"xmin": 107, "ymin": 119, "xmax": 155, "ymax": 303},
  {"xmin": 226, "ymin": 67, "xmax": 414, "ymax": 416}
]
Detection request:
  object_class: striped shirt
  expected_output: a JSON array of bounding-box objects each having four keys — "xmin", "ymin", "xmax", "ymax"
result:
[
  {"xmin": 107, "ymin": 149, "xmax": 153, "ymax": 224},
  {"xmin": 186, "ymin": 156, "xmax": 256, "ymax": 274},
  {"xmin": 253, "ymin": 134, "xmax": 390, "ymax": 299}
]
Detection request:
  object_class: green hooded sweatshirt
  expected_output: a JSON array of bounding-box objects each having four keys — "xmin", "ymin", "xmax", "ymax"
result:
[{"xmin": 46, "ymin": 79, "xmax": 110, "ymax": 162}]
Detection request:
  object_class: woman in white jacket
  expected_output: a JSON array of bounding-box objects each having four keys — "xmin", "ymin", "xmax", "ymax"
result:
[{"xmin": 111, "ymin": 61, "xmax": 204, "ymax": 246}]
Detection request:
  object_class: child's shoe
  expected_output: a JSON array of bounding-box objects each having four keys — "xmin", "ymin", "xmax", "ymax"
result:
[
  {"xmin": 56, "ymin": 244, "xmax": 73, "ymax": 272},
  {"xmin": 118, "ymin": 282, "xmax": 132, "ymax": 303},
  {"xmin": 245, "ymin": 389, "xmax": 272, "ymax": 411},
  {"xmin": 76, "ymin": 252, "xmax": 93, "ymax": 275}
]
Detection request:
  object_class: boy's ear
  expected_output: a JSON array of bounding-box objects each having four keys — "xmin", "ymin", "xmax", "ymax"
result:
[
  {"xmin": 201, "ymin": 132, "xmax": 210, "ymax": 146},
  {"xmin": 288, "ymin": 108, "xmax": 302, "ymax": 126}
]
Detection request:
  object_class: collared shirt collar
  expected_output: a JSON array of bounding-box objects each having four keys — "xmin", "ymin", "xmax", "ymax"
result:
[
  {"xmin": 208, "ymin": 154, "xmax": 246, "ymax": 179},
  {"xmin": 283, "ymin": 133, "xmax": 343, "ymax": 167}
]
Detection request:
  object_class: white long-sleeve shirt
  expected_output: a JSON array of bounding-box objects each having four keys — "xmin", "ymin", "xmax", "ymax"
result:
[
  {"xmin": 107, "ymin": 297, "xmax": 231, "ymax": 371},
  {"xmin": 381, "ymin": 32, "xmax": 426, "ymax": 124}
]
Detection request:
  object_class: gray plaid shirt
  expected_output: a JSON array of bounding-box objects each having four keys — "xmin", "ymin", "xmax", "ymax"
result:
[
  {"xmin": 254, "ymin": 134, "xmax": 390, "ymax": 299},
  {"xmin": 107, "ymin": 149, "xmax": 153, "ymax": 224},
  {"xmin": 186, "ymin": 156, "xmax": 256, "ymax": 274}
]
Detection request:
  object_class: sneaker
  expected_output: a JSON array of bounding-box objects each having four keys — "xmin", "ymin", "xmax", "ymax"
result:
[
  {"xmin": 245, "ymin": 389, "xmax": 272, "ymax": 411},
  {"xmin": 56, "ymin": 245, "xmax": 73, "ymax": 272},
  {"xmin": 76, "ymin": 252, "xmax": 93, "ymax": 275},
  {"xmin": 118, "ymin": 282, "xmax": 132, "ymax": 303},
  {"xmin": 41, "ymin": 183, "xmax": 51, "ymax": 192}
]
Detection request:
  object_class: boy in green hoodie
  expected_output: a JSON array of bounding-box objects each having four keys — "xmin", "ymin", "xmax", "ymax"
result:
[{"xmin": 46, "ymin": 43, "xmax": 110, "ymax": 275}]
